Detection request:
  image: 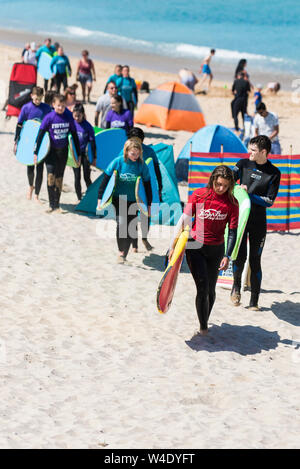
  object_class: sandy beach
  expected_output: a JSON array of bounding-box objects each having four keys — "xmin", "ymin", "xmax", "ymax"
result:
[{"xmin": 0, "ymin": 37, "xmax": 299, "ymax": 449}]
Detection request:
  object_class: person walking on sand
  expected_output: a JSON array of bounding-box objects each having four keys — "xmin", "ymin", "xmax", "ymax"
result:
[
  {"xmin": 14, "ymin": 86, "xmax": 51, "ymax": 202},
  {"xmin": 230, "ymin": 135, "xmax": 281, "ymax": 311},
  {"xmin": 253, "ymin": 102, "xmax": 281, "ymax": 154},
  {"xmin": 121, "ymin": 127, "xmax": 163, "ymax": 252},
  {"xmin": 23, "ymin": 42, "xmax": 37, "ymax": 66},
  {"xmin": 94, "ymin": 81, "xmax": 126, "ymax": 129},
  {"xmin": 231, "ymin": 71, "xmax": 251, "ymax": 132},
  {"xmin": 50, "ymin": 47, "xmax": 72, "ymax": 93},
  {"xmin": 106, "ymin": 95, "xmax": 133, "ymax": 136},
  {"xmin": 119, "ymin": 65, "xmax": 138, "ymax": 117},
  {"xmin": 198, "ymin": 49, "xmax": 215, "ymax": 93},
  {"xmin": 97, "ymin": 139, "xmax": 152, "ymax": 263},
  {"xmin": 36, "ymin": 38, "xmax": 56, "ymax": 91},
  {"xmin": 72, "ymin": 103, "xmax": 96, "ymax": 202},
  {"xmin": 104, "ymin": 64, "xmax": 123, "ymax": 93},
  {"xmin": 76, "ymin": 50, "xmax": 96, "ymax": 103},
  {"xmin": 34, "ymin": 94, "xmax": 80, "ymax": 213},
  {"xmin": 169, "ymin": 165, "xmax": 239, "ymax": 336}
]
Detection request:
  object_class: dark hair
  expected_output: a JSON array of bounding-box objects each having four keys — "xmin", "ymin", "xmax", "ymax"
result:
[
  {"xmin": 112, "ymin": 94, "xmax": 123, "ymax": 112},
  {"xmin": 53, "ymin": 93, "xmax": 66, "ymax": 103},
  {"xmin": 256, "ymin": 102, "xmax": 266, "ymax": 112},
  {"xmin": 128, "ymin": 127, "xmax": 144, "ymax": 141},
  {"xmin": 210, "ymin": 49, "xmax": 215, "ymax": 54},
  {"xmin": 73, "ymin": 103, "xmax": 85, "ymax": 114},
  {"xmin": 31, "ymin": 86, "xmax": 44, "ymax": 97},
  {"xmin": 44, "ymin": 90, "xmax": 56, "ymax": 106},
  {"xmin": 235, "ymin": 59, "xmax": 247, "ymax": 78},
  {"xmin": 249, "ymin": 135, "xmax": 271, "ymax": 155}
]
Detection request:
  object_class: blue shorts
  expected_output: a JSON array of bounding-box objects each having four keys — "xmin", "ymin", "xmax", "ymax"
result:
[
  {"xmin": 78, "ymin": 72, "xmax": 92, "ymax": 84},
  {"xmin": 202, "ymin": 64, "xmax": 211, "ymax": 75}
]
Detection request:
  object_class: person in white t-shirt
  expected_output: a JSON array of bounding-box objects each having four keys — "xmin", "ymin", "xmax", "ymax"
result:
[
  {"xmin": 94, "ymin": 81, "xmax": 127, "ymax": 128},
  {"xmin": 253, "ymin": 102, "xmax": 281, "ymax": 154},
  {"xmin": 23, "ymin": 42, "xmax": 37, "ymax": 66}
]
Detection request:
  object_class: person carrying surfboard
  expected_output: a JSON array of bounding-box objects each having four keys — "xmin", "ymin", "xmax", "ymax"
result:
[
  {"xmin": 33, "ymin": 93, "xmax": 80, "ymax": 213},
  {"xmin": 72, "ymin": 103, "xmax": 96, "ymax": 201},
  {"xmin": 97, "ymin": 138, "xmax": 152, "ymax": 263},
  {"xmin": 230, "ymin": 135, "xmax": 281, "ymax": 310},
  {"xmin": 126, "ymin": 127, "xmax": 163, "ymax": 252},
  {"xmin": 36, "ymin": 38, "xmax": 56, "ymax": 91},
  {"xmin": 14, "ymin": 86, "xmax": 52, "ymax": 202},
  {"xmin": 169, "ymin": 165, "xmax": 239, "ymax": 336}
]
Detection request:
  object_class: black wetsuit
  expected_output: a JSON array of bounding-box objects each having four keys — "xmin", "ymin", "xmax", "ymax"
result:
[{"xmin": 232, "ymin": 158, "xmax": 281, "ymax": 304}]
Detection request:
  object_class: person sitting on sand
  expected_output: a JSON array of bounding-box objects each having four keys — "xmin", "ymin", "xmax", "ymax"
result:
[
  {"xmin": 34, "ymin": 93, "xmax": 80, "ymax": 213},
  {"xmin": 178, "ymin": 68, "xmax": 198, "ymax": 92},
  {"xmin": 72, "ymin": 103, "xmax": 96, "ymax": 202},
  {"xmin": 169, "ymin": 165, "xmax": 239, "ymax": 336},
  {"xmin": 106, "ymin": 95, "xmax": 133, "ymax": 136},
  {"xmin": 97, "ymin": 138, "xmax": 152, "ymax": 263},
  {"xmin": 50, "ymin": 46, "xmax": 72, "ymax": 93},
  {"xmin": 198, "ymin": 49, "xmax": 215, "ymax": 93},
  {"xmin": 76, "ymin": 50, "xmax": 96, "ymax": 103},
  {"xmin": 265, "ymin": 82, "xmax": 281, "ymax": 94},
  {"xmin": 14, "ymin": 86, "xmax": 51, "ymax": 202}
]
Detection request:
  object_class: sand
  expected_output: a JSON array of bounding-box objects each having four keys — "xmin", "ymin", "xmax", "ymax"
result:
[{"xmin": 0, "ymin": 39, "xmax": 299, "ymax": 450}]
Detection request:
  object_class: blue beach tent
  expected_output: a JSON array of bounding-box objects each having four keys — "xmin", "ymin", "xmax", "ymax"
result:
[
  {"xmin": 76, "ymin": 143, "xmax": 182, "ymax": 225},
  {"xmin": 175, "ymin": 124, "xmax": 248, "ymax": 182}
]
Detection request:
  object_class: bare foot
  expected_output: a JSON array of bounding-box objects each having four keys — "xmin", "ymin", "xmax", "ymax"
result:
[
  {"xmin": 34, "ymin": 195, "xmax": 43, "ymax": 204},
  {"xmin": 200, "ymin": 329, "xmax": 209, "ymax": 336},
  {"xmin": 132, "ymin": 248, "xmax": 138, "ymax": 253},
  {"xmin": 27, "ymin": 186, "xmax": 34, "ymax": 200}
]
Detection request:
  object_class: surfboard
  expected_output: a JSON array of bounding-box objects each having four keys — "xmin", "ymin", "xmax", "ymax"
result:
[
  {"xmin": 135, "ymin": 176, "xmax": 148, "ymax": 216},
  {"xmin": 16, "ymin": 119, "xmax": 50, "ymax": 165},
  {"xmin": 67, "ymin": 134, "xmax": 80, "ymax": 168},
  {"xmin": 96, "ymin": 170, "xmax": 118, "ymax": 214},
  {"xmin": 145, "ymin": 157, "xmax": 160, "ymax": 217},
  {"xmin": 91, "ymin": 128, "xmax": 127, "ymax": 170},
  {"xmin": 217, "ymin": 184, "xmax": 251, "ymax": 289},
  {"xmin": 156, "ymin": 227, "xmax": 189, "ymax": 314},
  {"xmin": 37, "ymin": 51, "xmax": 53, "ymax": 80}
]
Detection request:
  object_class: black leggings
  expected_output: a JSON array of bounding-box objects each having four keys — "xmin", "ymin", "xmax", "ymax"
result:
[
  {"xmin": 231, "ymin": 97, "xmax": 247, "ymax": 131},
  {"xmin": 45, "ymin": 146, "xmax": 68, "ymax": 209},
  {"xmin": 27, "ymin": 162, "xmax": 44, "ymax": 195},
  {"xmin": 112, "ymin": 197, "xmax": 139, "ymax": 258},
  {"xmin": 55, "ymin": 73, "xmax": 68, "ymax": 93},
  {"xmin": 185, "ymin": 241, "xmax": 224, "ymax": 330},
  {"xmin": 233, "ymin": 216, "xmax": 266, "ymax": 299},
  {"xmin": 73, "ymin": 154, "xmax": 92, "ymax": 200},
  {"xmin": 131, "ymin": 211, "xmax": 150, "ymax": 249}
]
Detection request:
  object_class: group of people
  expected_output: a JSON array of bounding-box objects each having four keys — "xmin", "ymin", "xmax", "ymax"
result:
[
  {"xmin": 22, "ymin": 38, "xmax": 96, "ymax": 102},
  {"xmin": 231, "ymin": 59, "xmax": 281, "ymax": 154},
  {"xmin": 13, "ymin": 45, "xmax": 282, "ymax": 339}
]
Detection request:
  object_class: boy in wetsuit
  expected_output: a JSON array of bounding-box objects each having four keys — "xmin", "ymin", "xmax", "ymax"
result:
[
  {"xmin": 34, "ymin": 94, "xmax": 80, "ymax": 213},
  {"xmin": 231, "ymin": 135, "xmax": 281, "ymax": 310},
  {"xmin": 14, "ymin": 86, "xmax": 51, "ymax": 201}
]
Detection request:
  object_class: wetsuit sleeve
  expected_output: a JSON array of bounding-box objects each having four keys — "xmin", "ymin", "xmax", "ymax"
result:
[
  {"xmin": 154, "ymin": 163, "xmax": 163, "ymax": 193},
  {"xmin": 144, "ymin": 180, "xmax": 152, "ymax": 206},
  {"xmin": 225, "ymin": 228, "xmax": 237, "ymax": 257},
  {"xmin": 98, "ymin": 173, "xmax": 110, "ymax": 200},
  {"xmin": 34, "ymin": 128, "xmax": 47, "ymax": 154},
  {"xmin": 14, "ymin": 123, "xmax": 23, "ymax": 142},
  {"xmin": 50, "ymin": 57, "xmax": 57, "ymax": 72},
  {"xmin": 248, "ymin": 171, "xmax": 281, "ymax": 207},
  {"xmin": 90, "ymin": 140, "xmax": 97, "ymax": 160},
  {"xmin": 232, "ymin": 160, "xmax": 243, "ymax": 182}
]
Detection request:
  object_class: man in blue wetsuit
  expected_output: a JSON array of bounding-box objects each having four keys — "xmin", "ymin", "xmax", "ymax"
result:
[{"xmin": 231, "ymin": 135, "xmax": 281, "ymax": 310}]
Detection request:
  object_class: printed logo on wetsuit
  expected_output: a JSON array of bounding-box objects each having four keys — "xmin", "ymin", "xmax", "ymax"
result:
[
  {"xmin": 197, "ymin": 209, "xmax": 227, "ymax": 221},
  {"xmin": 119, "ymin": 173, "xmax": 137, "ymax": 182}
]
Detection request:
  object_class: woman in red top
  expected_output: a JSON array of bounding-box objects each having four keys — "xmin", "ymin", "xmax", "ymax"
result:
[
  {"xmin": 169, "ymin": 165, "xmax": 239, "ymax": 336},
  {"xmin": 76, "ymin": 50, "xmax": 96, "ymax": 103}
]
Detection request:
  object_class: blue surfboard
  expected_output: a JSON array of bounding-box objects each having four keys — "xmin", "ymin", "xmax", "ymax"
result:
[
  {"xmin": 16, "ymin": 119, "xmax": 50, "ymax": 166},
  {"xmin": 91, "ymin": 128, "xmax": 127, "ymax": 170},
  {"xmin": 67, "ymin": 134, "xmax": 80, "ymax": 168},
  {"xmin": 135, "ymin": 176, "xmax": 148, "ymax": 216},
  {"xmin": 96, "ymin": 170, "xmax": 118, "ymax": 215},
  {"xmin": 145, "ymin": 157, "xmax": 160, "ymax": 216},
  {"xmin": 37, "ymin": 51, "xmax": 53, "ymax": 80}
]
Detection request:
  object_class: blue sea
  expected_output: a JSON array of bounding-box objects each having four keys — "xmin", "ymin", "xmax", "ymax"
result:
[{"xmin": 0, "ymin": 0, "xmax": 300, "ymax": 75}]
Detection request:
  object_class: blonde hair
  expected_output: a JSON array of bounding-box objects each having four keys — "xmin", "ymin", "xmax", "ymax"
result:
[{"xmin": 123, "ymin": 138, "xmax": 143, "ymax": 163}]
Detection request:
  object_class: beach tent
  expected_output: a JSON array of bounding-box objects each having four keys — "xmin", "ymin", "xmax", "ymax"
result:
[
  {"xmin": 76, "ymin": 143, "xmax": 182, "ymax": 225},
  {"xmin": 175, "ymin": 124, "xmax": 248, "ymax": 182},
  {"xmin": 6, "ymin": 63, "xmax": 37, "ymax": 118},
  {"xmin": 134, "ymin": 82, "xmax": 206, "ymax": 132}
]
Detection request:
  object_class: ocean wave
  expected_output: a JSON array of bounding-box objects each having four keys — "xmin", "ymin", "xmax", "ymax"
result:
[{"xmin": 40, "ymin": 24, "xmax": 291, "ymax": 68}]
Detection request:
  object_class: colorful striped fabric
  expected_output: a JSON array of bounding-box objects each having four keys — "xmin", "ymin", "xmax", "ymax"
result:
[{"xmin": 188, "ymin": 152, "xmax": 300, "ymax": 231}]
